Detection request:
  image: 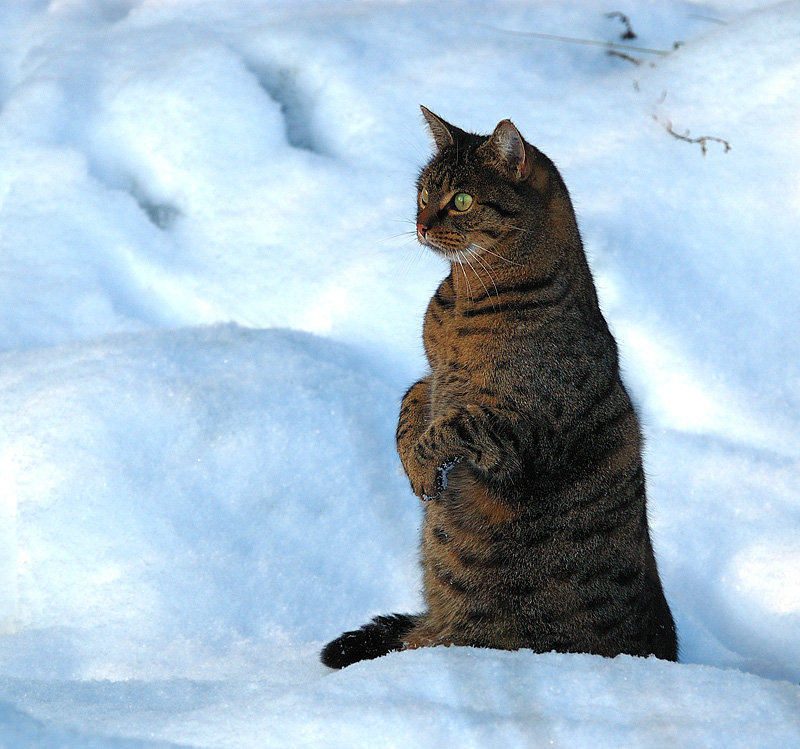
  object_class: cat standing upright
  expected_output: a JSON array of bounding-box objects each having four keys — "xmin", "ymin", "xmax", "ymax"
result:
[{"xmin": 321, "ymin": 107, "xmax": 678, "ymax": 669}]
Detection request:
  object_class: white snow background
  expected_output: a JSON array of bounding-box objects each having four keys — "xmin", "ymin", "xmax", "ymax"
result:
[{"xmin": 1, "ymin": 0, "xmax": 799, "ymax": 746}]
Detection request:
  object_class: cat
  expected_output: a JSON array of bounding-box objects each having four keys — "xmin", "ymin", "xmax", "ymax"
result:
[{"xmin": 320, "ymin": 106, "xmax": 678, "ymax": 669}]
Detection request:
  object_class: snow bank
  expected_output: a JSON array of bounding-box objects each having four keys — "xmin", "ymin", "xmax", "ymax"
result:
[
  {"xmin": 0, "ymin": 701, "xmax": 180, "ymax": 749},
  {"xmin": 0, "ymin": 325, "xmax": 420, "ymax": 681}
]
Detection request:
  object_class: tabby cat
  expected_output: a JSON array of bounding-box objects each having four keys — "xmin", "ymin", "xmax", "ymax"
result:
[{"xmin": 321, "ymin": 107, "xmax": 678, "ymax": 669}]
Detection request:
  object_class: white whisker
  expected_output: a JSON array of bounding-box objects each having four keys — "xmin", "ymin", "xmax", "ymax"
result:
[
  {"xmin": 455, "ymin": 255, "xmax": 473, "ymax": 302},
  {"xmin": 380, "ymin": 230, "xmax": 418, "ymax": 243},
  {"xmin": 466, "ymin": 248, "xmax": 500, "ymax": 304},
  {"xmin": 461, "ymin": 251, "xmax": 493, "ymax": 302},
  {"xmin": 471, "ymin": 241, "xmax": 524, "ymax": 267}
]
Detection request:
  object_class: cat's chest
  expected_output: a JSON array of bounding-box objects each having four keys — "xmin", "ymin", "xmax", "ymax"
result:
[{"xmin": 423, "ymin": 284, "xmax": 507, "ymax": 411}]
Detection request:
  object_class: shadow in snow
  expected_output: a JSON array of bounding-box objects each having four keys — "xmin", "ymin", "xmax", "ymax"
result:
[{"xmin": 245, "ymin": 62, "xmax": 326, "ymax": 155}]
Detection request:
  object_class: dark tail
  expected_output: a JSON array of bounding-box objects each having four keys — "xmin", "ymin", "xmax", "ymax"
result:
[{"xmin": 320, "ymin": 614, "xmax": 419, "ymax": 669}]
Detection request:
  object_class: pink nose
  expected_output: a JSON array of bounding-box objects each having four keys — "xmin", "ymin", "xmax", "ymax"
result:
[{"xmin": 416, "ymin": 221, "xmax": 428, "ymax": 236}]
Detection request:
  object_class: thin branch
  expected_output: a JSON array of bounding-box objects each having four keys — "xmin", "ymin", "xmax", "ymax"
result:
[
  {"xmin": 687, "ymin": 14, "xmax": 727, "ymax": 26},
  {"xmin": 607, "ymin": 49, "xmax": 641, "ymax": 65},
  {"xmin": 482, "ymin": 25, "xmax": 672, "ymax": 56},
  {"xmin": 657, "ymin": 117, "xmax": 731, "ymax": 156}
]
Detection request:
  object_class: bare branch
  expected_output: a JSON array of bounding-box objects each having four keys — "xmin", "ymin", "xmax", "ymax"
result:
[
  {"xmin": 607, "ymin": 49, "xmax": 641, "ymax": 65},
  {"xmin": 481, "ymin": 25, "xmax": 671, "ymax": 56},
  {"xmin": 656, "ymin": 116, "xmax": 731, "ymax": 156}
]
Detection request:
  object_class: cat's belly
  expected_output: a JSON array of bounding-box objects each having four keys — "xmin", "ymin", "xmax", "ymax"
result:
[
  {"xmin": 418, "ymin": 462, "xmax": 526, "ymax": 642},
  {"xmin": 417, "ymin": 461, "xmax": 649, "ymax": 653}
]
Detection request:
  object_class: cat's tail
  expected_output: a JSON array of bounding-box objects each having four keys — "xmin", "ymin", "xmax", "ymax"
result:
[{"xmin": 320, "ymin": 613, "xmax": 420, "ymax": 669}]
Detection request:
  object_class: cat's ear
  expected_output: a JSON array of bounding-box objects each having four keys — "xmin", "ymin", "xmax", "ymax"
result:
[
  {"xmin": 482, "ymin": 119, "xmax": 532, "ymax": 181},
  {"xmin": 420, "ymin": 106, "xmax": 458, "ymax": 151}
]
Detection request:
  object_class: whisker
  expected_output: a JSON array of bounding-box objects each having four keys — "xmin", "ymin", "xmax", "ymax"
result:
[
  {"xmin": 396, "ymin": 240, "xmax": 433, "ymax": 276},
  {"xmin": 380, "ymin": 230, "xmax": 418, "ymax": 243},
  {"xmin": 472, "ymin": 242, "xmax": 524, "ymax": 267},
  {"xmin": 466, "ymin": 248, "xmax": 500, "ymax": 305},
  {"xmin": 461, "ymin": 251, "xmax": 493, "ymax": 303},
  {"xmin": 455, "ymin": 256, "xmax": 473, "ymax": 303}
]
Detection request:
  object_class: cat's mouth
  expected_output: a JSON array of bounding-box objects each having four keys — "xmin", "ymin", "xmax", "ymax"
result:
[{"xmin": 417, "ymin": 233, "xmax": 467, "ymax": 261}]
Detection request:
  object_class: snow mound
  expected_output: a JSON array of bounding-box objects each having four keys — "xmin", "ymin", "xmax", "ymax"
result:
[{"xmin": 0, "ymin": 325, "xmax": 421, "ymax": 681}]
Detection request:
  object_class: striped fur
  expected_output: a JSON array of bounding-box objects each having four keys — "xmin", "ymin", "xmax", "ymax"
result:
[{"xmin": 321, "ymin": 108, "xmax": 677, "ymax": 669}]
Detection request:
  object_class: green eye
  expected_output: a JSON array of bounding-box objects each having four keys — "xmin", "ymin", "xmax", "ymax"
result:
[
  {"xmin": 420, "ymin": 187, "xmax": 429, "ymax": 206},
  {"xmin": 453, "ymin": 192, "xmax": 473, "ymax": 211}
]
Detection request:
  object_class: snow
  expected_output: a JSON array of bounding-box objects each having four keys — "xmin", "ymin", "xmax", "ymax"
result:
[{"xmin": 0, "ymin": 0, "xmax": 799, "ymax": 746}]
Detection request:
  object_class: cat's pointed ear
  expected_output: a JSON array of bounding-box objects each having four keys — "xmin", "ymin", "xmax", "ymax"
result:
[
  {"xmin": 420, "ymin": 106, "xmax": 456, "ymax": 151},
  {"xmin": 483, "ymin": 119, "xmax": 532, "ymax": 181}
]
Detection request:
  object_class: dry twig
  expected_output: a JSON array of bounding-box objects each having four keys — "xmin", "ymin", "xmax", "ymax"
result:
[
  {"xmin": 607, "ymin": 49, "xmax": 641, "ymax": 65},
  {"xmin": 482, "ymin": 26, "xmax": 671, "ymax": 56},
  {"xmin": 657, "ymin": 117, "xmax": 731, "ymax": 155}
]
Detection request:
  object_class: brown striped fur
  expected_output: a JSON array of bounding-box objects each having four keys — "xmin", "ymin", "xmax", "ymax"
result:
[{"xmin": 320, "ymin": 107, "xmax": 677, "ymax": 670}]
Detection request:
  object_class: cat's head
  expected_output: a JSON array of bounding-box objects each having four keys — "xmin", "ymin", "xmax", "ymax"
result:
[{"xmin": 416, "ymin": 106, "xmax": 565, "ymax": 263}]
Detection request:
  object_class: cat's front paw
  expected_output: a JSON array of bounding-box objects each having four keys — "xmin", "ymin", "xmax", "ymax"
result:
[
  {"xmin": 404, "ymin": 452, "xmax": 437, "ymax": 501},
  {"xmin": 407, "ymin": 454, "xmax": 462, "ymax": 502}
]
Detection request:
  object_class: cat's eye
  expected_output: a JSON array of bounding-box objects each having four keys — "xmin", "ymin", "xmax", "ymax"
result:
[
  {"xmin": 420, "ymin": 187, "xmax": 429, "ymax": 206},
  {"xmin": 453, "ymin": 193, "xmax": 473, "ymax": 212}
]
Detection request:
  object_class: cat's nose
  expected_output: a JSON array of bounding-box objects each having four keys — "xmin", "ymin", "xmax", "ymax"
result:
[{"xmin": 416, "ymin": 221, "xmax": 428, "ymax": 236}]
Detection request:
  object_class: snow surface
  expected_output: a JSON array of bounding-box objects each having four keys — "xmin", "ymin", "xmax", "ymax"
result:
[{"xmin": 1, "ymin": 0, "xmax": 799, "ymax": 746}]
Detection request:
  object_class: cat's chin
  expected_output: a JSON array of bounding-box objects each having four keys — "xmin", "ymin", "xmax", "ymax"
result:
[
  {"xmin": 431, "ymin": 247, "xmax": 461, "ymax": 261},
  {"xmin": 418, "ymin": 237, "xmax": 467, "ymax": 262}
]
